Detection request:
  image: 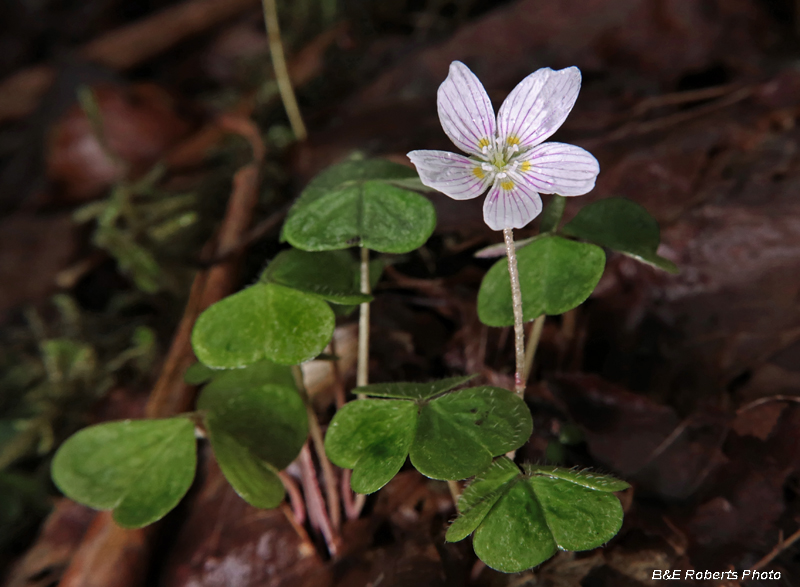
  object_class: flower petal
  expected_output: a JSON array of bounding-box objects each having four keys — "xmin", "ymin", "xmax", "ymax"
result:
[
  {"xmin": 437, "ymin": 61, "xmax": 496, "ymax": 156},
  {"xmin": 482, "ymin": 177, "xmax": 543, "ymax": 231},
  {"xmin": 496, "ymin": 67, "xmax": 581, "ymax": 150},
  {"xmin": 517, "ymin": 142, "xmax": 599, "ymax": 196},
  {"xmin": 408, "ymin": 150, "xmax": 491, "ymax": 200}
]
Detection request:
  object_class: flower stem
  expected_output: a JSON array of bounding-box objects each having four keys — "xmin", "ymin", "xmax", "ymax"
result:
[
  {"xmin": 523, "ymin": 314, "xmax": 545, "ymax": 382},
  {"xmin": 292, "ymin": 365, "xmax": 341, "ymax": 532},
  {"xmin": 356, "ymin": 246, "xmax": 371, "ymax": 397},
  {"xmin": 260, "ymin": 0, "xmax": 307, "ymax": 140},
  {"xmin": 503, "ymin": 228, "xmax": 526, "ymax": 397}
]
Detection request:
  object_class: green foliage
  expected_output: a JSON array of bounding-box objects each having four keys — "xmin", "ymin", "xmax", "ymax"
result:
[
  {"xmin": 184, "ymin": 361, "xmax": 216, "ymax": 385},
  {"xmin": 446, "ymin": 458, "xmax": 629, "ymax": 572},
  {"xmin": 282, "ymin": 159, "xmax": 436, "ymax": 253},
  {"xmin": 191, "ymin": 283, "xmax": 335, "ymax": 368},
  {"xmin": 539, "ymin": 194, "xmax": 566, "ymax": 233},
  {"xmin": 325, "ymin": 379, "xmax": 532, "ymax": 493},
  {"xmin": 51, "ymin": 418, "xmax": 197, "ymax": 528},
  {"xmin": 562, "ymin": 198, "xmax": 678, "ymax": 273},
  {"xmin": 73, "ymin": 165, "xmax": 199, "ymax": 294},
  {"xmin": 198, "ymin": 362, "xmax": 307, "ymax": 508},
  {"xmin": 478, "ymin": 235, "xmax": 605, "ymax": 326},
  {"xmin": 260, "ymin": 248, "xmax": 372, "ymax": 305}
]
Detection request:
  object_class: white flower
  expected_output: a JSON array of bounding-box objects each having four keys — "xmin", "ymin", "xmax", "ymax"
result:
[{"xmin": 408, "ymin": 61, "xmax": 599, "ymax": 231}]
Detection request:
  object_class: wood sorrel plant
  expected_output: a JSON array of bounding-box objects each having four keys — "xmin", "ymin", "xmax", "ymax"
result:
[{"xmin": 50, "ymin": 62, "xmax": 677, "ymax": 574}]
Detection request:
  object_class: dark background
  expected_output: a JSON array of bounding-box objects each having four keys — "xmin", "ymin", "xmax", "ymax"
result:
[{"xmin": 1, "ymin": 1, "xmax": 800, "ymax": 586}]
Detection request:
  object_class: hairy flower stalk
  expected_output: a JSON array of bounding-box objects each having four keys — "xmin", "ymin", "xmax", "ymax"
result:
[
  {"xmin": 503, "ymin": 228, "xmax": 526, "ymax": 396},
  {"xmin": 408, "ymin": 61, "xmax": 599, "ymax": 396}
]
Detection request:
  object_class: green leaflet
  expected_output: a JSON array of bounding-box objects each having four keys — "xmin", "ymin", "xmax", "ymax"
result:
[
  {"xmin": 561, "ymin": 197, "xmax": 678, "ymax": 273},
  {"xmin": 191, "ymin": 282, "xmax": 335, "ymax": 368},
  {"xmin": 260, "ymin": 248, "xmax": 372, "ymax": 305},
  {"xmin": 51, "ymin": 418, "xmax": 197, "ymax": 528}
]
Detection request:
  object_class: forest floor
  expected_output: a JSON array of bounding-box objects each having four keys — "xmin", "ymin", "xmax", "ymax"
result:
[{"xmin": 1, "ymin": 0, "xmax": 800, "ymax": 586}]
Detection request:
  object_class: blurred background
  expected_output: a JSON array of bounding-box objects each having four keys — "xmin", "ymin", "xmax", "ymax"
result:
[{"xmin": 1, "ymin": 0, "xmax": 800, "ymax": 585}]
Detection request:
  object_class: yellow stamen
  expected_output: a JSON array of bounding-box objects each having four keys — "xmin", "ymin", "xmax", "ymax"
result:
[
  {"xmin": 501, "ymin": 179, "xmax": 515, "ymax": 190},
  {"xmin": 473, "ymin": 166, "xmax": 486, "ymax": 179},
  {"xmin": 478, "ymin": 138, "xmax": 491, "ymax": 149},
  {"xmin": 519, "ymin": 161, "xmax": 531, "ymax": 172}
]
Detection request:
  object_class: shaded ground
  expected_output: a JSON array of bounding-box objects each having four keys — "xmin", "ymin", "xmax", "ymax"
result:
[{"xmin": 1, "ymin": 0, "xmax": 800, "ymax": 586}]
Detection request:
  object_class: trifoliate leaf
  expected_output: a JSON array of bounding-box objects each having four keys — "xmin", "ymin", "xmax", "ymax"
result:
[
  {"xmin": 191, "ymin": 283, "xmax": 335, "ymax": 368},
  {"xmin": 477, "ymin": 235, "xmax": 605, "ymax": 327},
  {"xmin": 261, "ymin": 248, "xmax": 372, "ymax": 305},
  {"xmin": 283, "ymin": 159, "xmax": 436, "ymax": 253},
  {"xmin": 447, "ymin": 458, "xmax": 627, "ymax": 572},
  {"xmin": 325, "ymin": 383, "xmax": 532, "ymax": 493},
  {"xmin": 51, "ymin": 418, "xmax": 196, "ymax": 528},
  {"xmin": 561, "ymin": 198, "xmax": 678, "ymax": 273}
]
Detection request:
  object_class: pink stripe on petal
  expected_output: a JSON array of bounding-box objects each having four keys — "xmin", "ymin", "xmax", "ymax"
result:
[
  {"xmin": 408, "ymin": 150, "xmax": 490, "ymax": 200},
  {"xmin": 437, "ymin": 62, "xmax": 496, "ymax": 156},
  {"xmin": 496, "ymin": 67, "xmax": 581, "ymax": 149},
  {"xmin": 482, "ymin": 178, "xmax": 543, "ymax": 231},
  {"xmin": 520, "ymin": 142, "xmax": 599, "ymax": 196}
]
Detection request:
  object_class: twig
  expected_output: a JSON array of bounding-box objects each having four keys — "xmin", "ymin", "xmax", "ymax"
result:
[
  {"xmin": 198, "ymin": 206, "xmax": 288, "ymax": 267},
  {"xmin": 292, "ymin": 366, "xmax": 342, "ymax": 533},
  {"xmin": 751, "ymin": 526, "xmax": 800, "ymax": 571},
  {"xmin": 165, "ymin": 23, "xmax": 348, "ymax": 170},
  {"xmin": 737, "ymin": 395, "xmax": 800, "ymax": 415},
  {"xmin": 503, "ymin": 228, "xmax": 526, "ymax": 397},
  {"xmin": 601, "ymin": 87, "xmax": 754, "ymax": 144},
  {"xmin": 632, "ymin": 83, "xmax": 743, "ymax": 116},
  {"xmin": 0, "ymin": 0, "xmax": 261, "ymax": 122},
  {"xmin": 523, "ymin": 314, "xmax": 545, "ymax": 383},
  {"xmin": 260, "ymin": 0, "xmax": 307, "ymax": 140}
]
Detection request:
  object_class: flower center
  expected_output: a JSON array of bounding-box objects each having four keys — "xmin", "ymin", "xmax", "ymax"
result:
[{"xmin": 474, "ymin": 137, "xmax": 524, "ymax": 181}]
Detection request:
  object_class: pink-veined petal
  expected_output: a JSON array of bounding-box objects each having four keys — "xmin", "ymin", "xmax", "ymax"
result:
[
  {"xmin": 408, "ymin": 150, "xmax": 491, "ymax": 200},
  {"xmin": 496, "ymin": 67, "xmax": 581, "ymax": 150},
  {"xmin": 482, "ymin": 177, "xmax": 543, "ymax": 231},
  {"xmin": 517, "ymin": 142, "xmax": 599, "ymax": 196},
  {"xmin": 437, "ymin": 61, "xmax": 496, "ymax": 156}
]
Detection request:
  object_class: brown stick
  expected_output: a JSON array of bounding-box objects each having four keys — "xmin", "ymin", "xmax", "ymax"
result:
[
  {"xmin": 57, "ymin": 513, "xmax": 151, "ymax": 587},
  {"xmin": 0, "ymin": 0, "xmax": 261, "ymax": 122},
  {"xmin": 751, "ymin": 526, "xmax": 800, "ymax": 571},
  {"xmin": 57, "ymin": 116, "xmax": 264, "ymax": 587}
]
